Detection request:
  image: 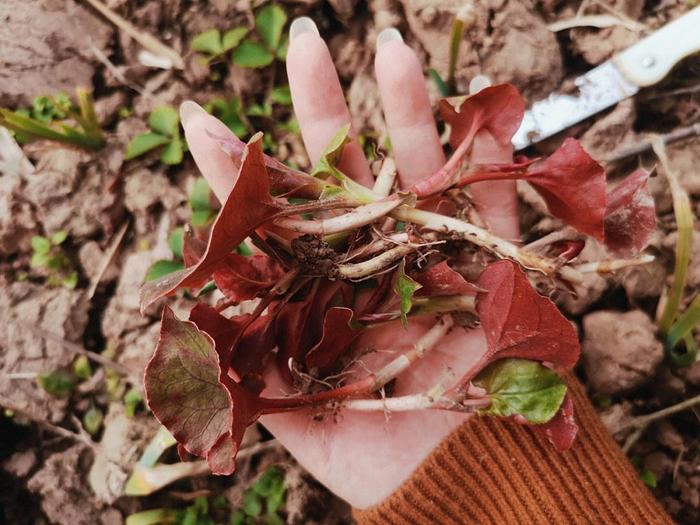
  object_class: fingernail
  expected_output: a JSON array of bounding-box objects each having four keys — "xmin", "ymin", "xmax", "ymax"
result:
[
  {"xmin": 179, "ymin": 100, "xmax": 207, "ymax": 126},
  {"xmin": 469, "ymin": 75, "xmax": 492, "ymax": 95},
  {"xmin": 376, "ymin": 27, "xmax": 403, "ymax": 49},
  {"xmin": 290, "ymin": 17, "xmax": 319, "ymax": 41}
]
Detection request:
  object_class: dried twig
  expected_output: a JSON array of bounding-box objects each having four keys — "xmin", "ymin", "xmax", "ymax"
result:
[
  {"xmin": 0, "ymin": 396, "xmax": 94, "ymax": 448},
  {"xmin": 82, "ymin": 0, "xmax": 184, "ymax": 69},
  {"xmin": 88, "ymin": 221, "xmax": 129, "ymax": 299},
  {"xmin": 604, "ymin": 124, "xmax": 700, "ymax": 164},
  {"xmin": 17, "ymin": 322, "xmax": 138, "ymax": 384}
]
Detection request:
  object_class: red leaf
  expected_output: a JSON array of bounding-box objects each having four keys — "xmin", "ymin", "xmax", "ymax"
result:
[
  {"xmin": 526, "ymin": 139, "xmax": 607, "ymax": 240},
  {"xmin": 412, "ymin": 261, "xmax": 479, "ymax": 297},
  {"xmin": 411, "ymin": 84, "xmax": 525, "ymax": 197},
  {"xmin": 190, "ymin": 303, "xmax": 275, "ymax": 382},
  {"xmin": 461, "ymin": 139, "xmax": 607, "ymax": 240},
  {"xmin": 275, "ymin": 295, "xmax": 316, "ymax": 379},
  {"xmin": 604, "ymin": 168, "xmax": 656, "ymax": 256},
  {"xmin": 305, "ymin": 307, "xmax": 358, "ymax": 374},
  {"xmin": 145, "ymin": 307, "xmax": 234, "ymax": 471},
  {"xmin": 145, "ymin": 307, "xmax": 265, "ymax": 475},
  {"xmin": 532, "ymin": 394, "xmax": 578, "ymax": 451},
  {"xmin": 474, "ymin": 260, "xmax": 580, "ymax": 374},
  {"xmin": 210, "ymin": 129, "xmax": 325, "ymax": 199},
  {"xmin": 213, "ymin": 254, "xmax": 284, "ymax": 305},
  {"xmin": 232, "ymin": 314, "xmax": 277, "ymax": 380},
  {"xmin": 440, "ymin": 84, "xmax": 525, "ymax": 149},
  {"xmin": 140, "ymin": 135, "xmax": 281, "ymax": 311},
  {"xmin": 545, "ymin": 239, "xmax": 586, "ymax": 262}
]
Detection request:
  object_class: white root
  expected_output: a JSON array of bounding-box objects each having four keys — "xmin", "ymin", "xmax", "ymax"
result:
[
  {"xmin": 369, "ymin": 316, "xmax": 454, "ymax": 390},
  {"xmin": 275, "ymin": 199, "xmax": 402, "ymax": 235},
  {"xmin": 391, "ymin": 206, "xmax": 584, "ymax": 284},
  {"xmin": 372, "ymin": 158, "xmax": 397, "ymax": 196}
]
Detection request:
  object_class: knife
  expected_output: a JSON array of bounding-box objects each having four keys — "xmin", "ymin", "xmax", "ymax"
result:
[{"xmin": 512, "ymin": 6, "xmax": 700, "ymax": 150}]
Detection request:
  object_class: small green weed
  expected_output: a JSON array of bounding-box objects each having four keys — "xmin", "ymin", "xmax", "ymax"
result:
[
  {"xmin": 125, "ymin": 106, "xmax": 185, "ymax": 165},
  {"xmin": 0, "ymin": 89, "xmax": 105, "ymax": 150},
  {"xmin": 30, "ymin": 231, "xmax": 78, "ymax": 289}
]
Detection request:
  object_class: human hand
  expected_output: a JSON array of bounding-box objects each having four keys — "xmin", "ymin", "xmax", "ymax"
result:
[{"xmin": 180, "ymin": 19, "xmax": 519, "ymax": 509}]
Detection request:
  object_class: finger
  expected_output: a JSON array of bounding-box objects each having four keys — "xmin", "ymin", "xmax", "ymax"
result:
[
  {"xmin": 180, "ymin": 101, "xmax": 239, "ymax": 202},
  {"xmin": 374, "ymin": 28, "xmax": 445, "ymax": 189},
  {"xmin": 467, "ymin": 76, "xmax": 520, "ymax": 240},
  {"xmin": 469, "ymin": 130, "xmax": 520, "ymax": 240},
  {"xmin": 287, "ymin": 17, "xmax": 373, "ymax": 186}
]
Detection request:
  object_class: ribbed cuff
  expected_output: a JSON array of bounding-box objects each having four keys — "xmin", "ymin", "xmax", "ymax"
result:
[{"xmin": 354, "ymin": 374, "xmax": 674, "ymax": 525}]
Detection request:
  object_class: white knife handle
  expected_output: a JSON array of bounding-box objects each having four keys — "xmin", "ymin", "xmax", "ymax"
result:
[{"xmin": 613, "ymin": 6, "xmax": 700, "ymax": 87}]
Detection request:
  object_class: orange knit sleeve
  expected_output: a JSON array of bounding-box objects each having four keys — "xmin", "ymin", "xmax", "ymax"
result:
[{"xmin": 354, "ymin": 374, "xmax": 674, "ymax": 525}]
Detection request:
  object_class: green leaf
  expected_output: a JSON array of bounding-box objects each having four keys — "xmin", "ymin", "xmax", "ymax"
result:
[
  {"xmin": 640, "ymin": 469, "xmax": 657, "ymax": 488},
  {"xmin": 145, "ymin": 260, "xmax": 185, "ymax": 282},
  {"xmin": 246, "ymin": 103, "xmax": 272, "ymax": 118},
  {"xmin": 393, "ymin": 260, "xmax": 421, "ymax": 327},
  {"xmin": 50, "ymin": 230, "xmax": 68, "ymax": 245},
  {"xmin": 255, "ymin": 4, "xmax": 288, "ymax": 50},
  {"xmin": 191, "ymin": 29, "xmax": 223, "ymax": 56},
  {"xmin": 73, "ymin": 355, "xmax": 92, "ymax": 380},
  {"xmin": 169, "ymin": 227, "xmax": 184, "ymax": 259},
  {"xmin": 206, "ymin": 97, "xmax": 248, "ymax": 137},
  {"xmin": 62, "ymin": 271, "xmax": 78, "ymax": 290},
  {"xmin": 474, "ymin": 359, "xmax": 567, "ymax": 425},
  {"xmin": 31, "ymin": 251, "xmax": 50, "ymax": 269},
  {"xmin": 31, "ymin": 236, "xmax": 51, "ymax": 255},
  {"xmin": 236, "ymin": 242, "xmax": 253, "ymax": 256},
  {"xmin": 192, "ymin": 209, "xmax": 215, "ymax": 227},
  {"xmin": 83, "ymin": 405, "xmax": 103, "ymax": 435},
  {"xmin": 160, "ymin": 137, "xmax": 184, "ymax": 165},
  {"xmin": 125, "ymin": 509, "xmax": 174, "ymax": 525},
  {"xmin": 37, "ymin": 370, "xmax": 74, "ymax": 398},
  {"xmin": 275, "ymin": 34, "xmax": 288, "ymax": 60},
  {"xmin": 223, "ymin": 27, "xmax": 250, "ymax": 52},
  {"xmin": 242, "ymin": 491, "xmax": 262, "ymax": 517},
  {"xmin": 232, "ymin": 41, "xmax": 275, "ymax": 68},
  {"xmin": 124, "ymin": 388, "xmax": 143, "ymax": 418},
  {"xmin": 270, "ymin": 85, "xmax": 292, "ymax": 105},
  {"xmin": 189, "ymin": 177, "xmax": 212, "ymax": 212},
  {"xmin": 149, "ymin": 106, "xmax": 180, "ymax": 136},
  {"xmin": 125, "ymin": 132, "xmax": 170, "ymax": 160},
  {"xmin": 428, "ymin": 68, "xmax": 449, "ymax": 97}
]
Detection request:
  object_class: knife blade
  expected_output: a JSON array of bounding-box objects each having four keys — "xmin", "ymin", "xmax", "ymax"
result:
[{"xmin": 512, "ymin": 5, "xmax": 700, "ymax": 150}]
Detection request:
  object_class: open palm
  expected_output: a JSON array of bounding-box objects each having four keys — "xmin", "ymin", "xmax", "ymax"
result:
[{"xmin": 181, "ymin": 19, "xmax": 520, "ymax": 509}]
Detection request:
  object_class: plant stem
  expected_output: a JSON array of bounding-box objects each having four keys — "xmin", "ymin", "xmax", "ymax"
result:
[
  {"xmin": 369, "ymin": 316, "xmax": 454, "ymax": 390},
  {"xmin": 615, "ymin": 393, "xmax": 700, "ymax": 434},
  {"xmin": 335, "ymin": 243, "xmax": 416, "ymax": 280},
  {"xmin": 653, "ymin": 139, "xmax": 694, "ymax": 334},
  {"xmin": 275, "ymin": 199, "xmax": 402, "ymax": 235},
  {"xmin": 574, "ymin": 254, "xmax": 655, "ymax": 274},
  {"xmin": 372, "ymin": 157, "xmax": 397, "ymax": 196},
  {"xmin": 391, "ymin": 206, "xmax": 583, "ymax": 283},
  {"xmin": 667, "ymin": 292, "xmax": 700, "ymax": 352}
]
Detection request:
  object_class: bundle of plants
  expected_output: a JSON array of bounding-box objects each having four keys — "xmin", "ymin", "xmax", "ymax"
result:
[{"xmin": 139, "ymin": 83, "xmax": 656, "ymax": 475}]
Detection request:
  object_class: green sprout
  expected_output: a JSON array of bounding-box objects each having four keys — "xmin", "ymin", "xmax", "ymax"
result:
[
  {"xmin": 204, "ymin": 97, "xmax": 249, "ymax": 138},
  {"xmin": 653, "ymin": 140, "xmax": 699, "ymax": 368},
  {"xmin": 145, "ymin": 228, "xmax": 185, "ymax": 282},
  {"xmin": 83, "ymin": 404, "xmax": 103, "ymax": 436},
  {"xmin": 30, "ymin": 231, "xmax": 78, "ymax": 289},
  {"xmin": 0, "ymin": 88, "xmax": 105, "ymax": 150},
  {"xmin": 125, "ymin": 106, "xmax": 184, "ymax": 165},
  {"xmin": 233, "ymin": 4, "xmax": 288, "ymax": 68},
  {"xmin": 126, "ymin": 496, "xmax": 214, "ymax": 525},
  {"xmin": 37, "ymin": 370, "xmax": 74, "ymax": 398},
  {"xmin": 191, "ymin": 5, "xmax": 288, "ymax": 70},
  {"xmin": 191, "ymin": 27, "xmax": 249, "ymax": 62},
  {"xmin": 230, "ymin": 466, "xmax": 286, "ymax": 525}
]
